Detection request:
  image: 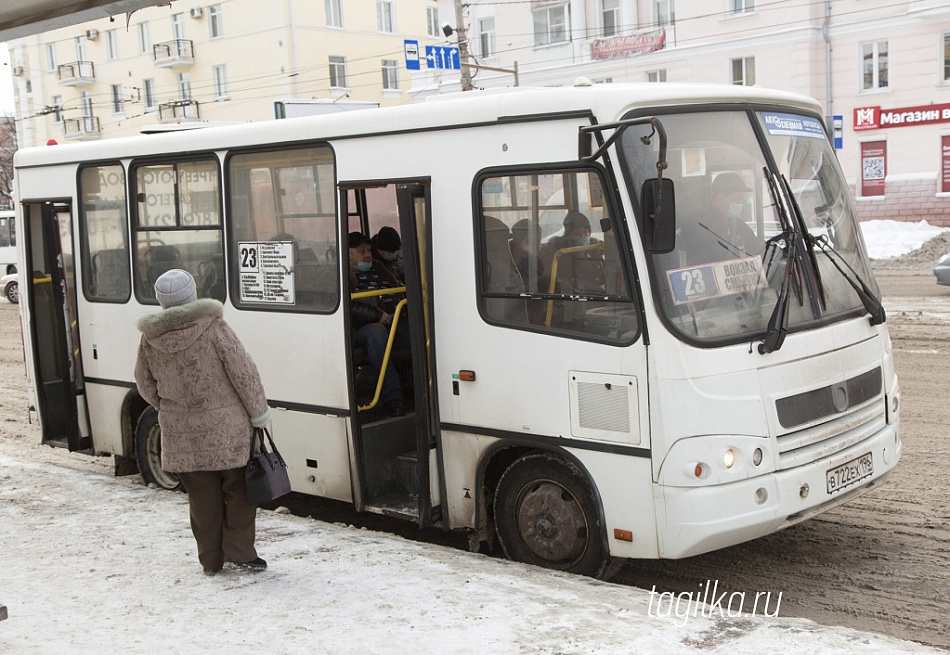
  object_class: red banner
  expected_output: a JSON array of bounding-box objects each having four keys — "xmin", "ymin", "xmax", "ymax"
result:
[
  {"xmin": 854, "ymin": 103, "xmax": 950, "ymax": 131},
  {"xmin": 861, "ymin": 141, "xmax": 886, "ymax": 197},
  {"xmin": 942, "ymin": 136, "xmax": 950, "ymax": 194},
  {"xmin": 591, "ymin": 28, "xmax": 666, "ymax": 61}
]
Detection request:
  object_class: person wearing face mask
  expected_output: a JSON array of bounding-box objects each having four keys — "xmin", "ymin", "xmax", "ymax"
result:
[
  {"xmin": 372, "ymin": 226, "xmax": 405, "ymax": 283},
  {"xmin": 542, "ymin": 210, "xmax": 606, "ymax": 297},
  {"xmin": 349, "ymin": 231, "xmax": 408, "ymax": 417},
  {"xmin": 700, "ymin": 172, "xmax": 763, "ymax": 261}
]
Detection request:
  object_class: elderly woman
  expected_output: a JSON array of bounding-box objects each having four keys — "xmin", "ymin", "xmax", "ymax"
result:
[{"xmin": 134, "ymin": 269, "xmax": 272, "ymax": 576}]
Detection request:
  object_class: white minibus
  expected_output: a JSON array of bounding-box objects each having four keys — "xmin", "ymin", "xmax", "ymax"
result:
[{"xmin": 13, "ymin": 84, "xmax": 900, "ymax": 576}]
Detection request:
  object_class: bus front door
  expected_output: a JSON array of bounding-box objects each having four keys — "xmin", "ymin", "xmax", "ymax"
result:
[
  {"xmin": 344, "ymin": 182, "xmax": 441, "ymax": 528},
  {"xmin": 23, "ymin": 201, "xmax": 91, "ymax": 451}
]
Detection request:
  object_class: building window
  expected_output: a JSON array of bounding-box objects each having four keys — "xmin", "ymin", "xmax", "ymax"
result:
[
  {"xmin": 479, "ymin": 17, "xmax": 496, "ymax": 58},
  {"xmin": 325, "ymin": 0, "xmax": 342, "ymax": 28},
  {"xmin": 377, "ymin": 1, "xmax": 395, "ymax": 33},
  {"xmin": 647, "ymin": 69, "xmax": 667, "ymax": 82},
  {"xmin": 172, "ymin": 13, "xmax": 185, "ymax": 40},
  {"xmin": 209, "ymin": 4, "xmax": 224, "ymax": 39},
  {"xmin": 733, "ymin": 0, "xmax": 754, "ymax": 13},
  {"xmin": 862, "ymin": 40, "xmax": 888, "ymax": 90},
  {"xmin": 731, "ymin": 56, "xmax": 755, "ymax": 85},
  {"xmin": 656, "ymin": 0, "xmax": 674, "ymax": 27},
  {"xmin": 75, "ymin": 35, "xmax": 87, "ymax": 61},
  {"xmin": 143, "ymin": 78, "xmax": 156, "ymax": 111},
  {"xmin": 112, "ymin": 84, "xmax": 124, "ymax": 115},
  {"xmin": 945, "ymin": 32, "xmax": 950, "ymax": 82},
  {"xmin": 137, "ymin": 23, "xmax": 150, "ymax": 54},
  {"xmin": 381, "ymin": 59, "xmax": 399, "ymax": 90},
  {"xmin": 177, "ymin": 72, "xmax": 192, "ymax": 100},
  {"xmin": 533, "ymin": 4, "xmax": 568, "ymax": 46},
  {"xmin": 427, "ymin": 6, "xmax": 440, "ymax": 37},
  {"xmin": 213, "ymin": 65, "xmax": 229, "ymax": 100},
  {"xmin": 51, "ymin": 95, "xmax": 64, "ymax": 123},
  {"xmin": 329, "ymin": 56, "xmax": 348, "ymax": 88},
  {"xmin": 106, "ymin": 29, "xmax": 119, "ymax": 60},
  {"xmin": 46, "ymin": 43, "xmax": 56, "ymax": 71},
  {"xmin": 603, "ymin": 0, "xmax": 619, "ymax": 37},
  {"xmin": 81, "ymin": 91, "xmax": 93, "ymax": 117}
]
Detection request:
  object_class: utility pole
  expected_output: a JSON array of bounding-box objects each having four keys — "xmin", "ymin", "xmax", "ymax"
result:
[{"xmin": 454, "ymin": 0, "xmax": 474, "ymax": 91}]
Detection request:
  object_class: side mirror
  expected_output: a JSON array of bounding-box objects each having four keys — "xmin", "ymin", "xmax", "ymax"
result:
[{"xmin": 641, "ymin": 178, "xmax": 676, "ymax": 253}]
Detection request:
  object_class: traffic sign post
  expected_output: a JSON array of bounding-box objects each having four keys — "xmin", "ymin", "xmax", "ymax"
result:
[
  {"xmin": 425, "ymin": 45, "xmax": 460, "ymax": 70},
  {"xmin": 404, "ymin": 39, "xmax": 420, "ymax": 71}
]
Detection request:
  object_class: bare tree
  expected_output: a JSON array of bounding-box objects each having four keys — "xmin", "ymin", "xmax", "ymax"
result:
[{"xmin": 0, "ymin": 115, "xmax": 15, "ymax": 211}]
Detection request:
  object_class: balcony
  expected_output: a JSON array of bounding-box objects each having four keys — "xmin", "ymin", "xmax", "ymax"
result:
[
  {"xmin": 63, "ymin": 116, "xmax": 100, "ymax": 140},
  {"xmin": 159, "ymin": 99, "xmax": 200, "ymax": 123},
  {"xmin": 57, "ymin": 61, "xmax": 95, "ymax": 87},
  {"xmin": 153, "ymin": 39, "xmax": 195, "ymax": 68}
]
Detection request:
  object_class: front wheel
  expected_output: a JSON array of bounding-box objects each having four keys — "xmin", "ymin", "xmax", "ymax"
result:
[
  {"xmin": 5, "ymin": 281, "xmax": 17, "ymax": 304},
  {"xmin": 135, "ymin": 407, "xmax": 182, "ymax": 491},
  {"xmin": 494, "ymin": 453, "xmax": 608, "ymax": 578}
]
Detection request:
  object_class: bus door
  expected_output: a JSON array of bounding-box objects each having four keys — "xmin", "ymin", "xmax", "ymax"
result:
[
  {"xmin": 342, "ymin": 182, "xmax": 441, "ymax": 528},
  {"xmin": 22, "ymin": 201, "xmax": 92, "ymax": 451}
]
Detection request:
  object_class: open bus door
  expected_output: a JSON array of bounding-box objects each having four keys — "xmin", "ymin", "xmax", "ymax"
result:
[
  {"xmin": 343, "ymin": 182, "xmax": 442, "ymax": 529},
  {"xmin": 22, "ymin": 201, "xmax": 91, "ymax": 451}
]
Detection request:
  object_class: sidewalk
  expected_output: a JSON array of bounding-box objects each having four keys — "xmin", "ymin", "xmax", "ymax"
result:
[{"xmin": 0, "ymin": 445, "xmax": 940, "ymax": 655}]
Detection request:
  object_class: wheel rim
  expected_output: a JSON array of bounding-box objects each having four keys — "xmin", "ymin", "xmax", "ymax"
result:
[
  {"xmin": 8, "ymin": 283, "xmax": 17, "ymax": 303},
  {"xmin": 145, "ymin": 422, "xmax": 180, "ymax": 490},
  {"xmin": 514, "ymin": 479, "xmax": 589, "ymax": 567}
]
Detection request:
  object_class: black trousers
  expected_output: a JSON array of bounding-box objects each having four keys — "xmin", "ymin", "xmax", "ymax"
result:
[{"xmin": 177, "ymin": 468, "xmax": 258, "ymax": 570}]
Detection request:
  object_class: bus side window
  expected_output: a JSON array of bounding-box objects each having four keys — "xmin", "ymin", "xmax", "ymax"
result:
[{"xmin": 482, "ymin": 215, "xmax": 525, "ymax": 323}]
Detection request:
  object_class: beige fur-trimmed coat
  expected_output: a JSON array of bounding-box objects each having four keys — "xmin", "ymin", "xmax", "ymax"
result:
[{"xmin": 134, "ymin": 299, "xmax": 269, "ymax": 473}]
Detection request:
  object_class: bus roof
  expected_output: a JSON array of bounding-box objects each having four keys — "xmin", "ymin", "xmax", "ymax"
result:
[{"xmin": 14, "ymin": 83, "xmax": 823, "ymax": 169}]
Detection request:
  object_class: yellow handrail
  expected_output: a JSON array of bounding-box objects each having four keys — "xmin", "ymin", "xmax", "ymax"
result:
[
  {"xmin": 350, "ymin": 287, "xmax": 407, "ymax": 412},
  {"xmin": 544, "ymin": 242, "xmax": 604, "ymax": 326}
]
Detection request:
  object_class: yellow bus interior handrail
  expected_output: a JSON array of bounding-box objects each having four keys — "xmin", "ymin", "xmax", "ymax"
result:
[{"xmin": 350, "ymin": 287, "xmax": 407, "ymax": 412}]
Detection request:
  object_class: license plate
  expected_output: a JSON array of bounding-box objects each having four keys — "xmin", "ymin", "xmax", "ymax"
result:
[{"xmin": 826, "ymin": 452, "xmax": 873, "ymax": 494}]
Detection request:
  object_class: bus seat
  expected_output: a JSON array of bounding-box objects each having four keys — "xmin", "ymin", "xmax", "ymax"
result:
[
  {"xmin": 91, "ymin": 249, "xmax": 129, "ymax": 299},
  {"xmin": 144, "ymin": 245, "xmax": 180, "ymax": 298},
  {"xmin": 483, "ymin": 215, "xmax": 526, "ymax": 322}
]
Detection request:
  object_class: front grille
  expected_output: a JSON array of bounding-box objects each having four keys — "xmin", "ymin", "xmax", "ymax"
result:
[
  {"xmin": 776, "ymin": 402, "xmax": 885, "ymax": 470},
  {"xmin": 776, "ymin": 367, "xmax": 882, "ymax": 429}
]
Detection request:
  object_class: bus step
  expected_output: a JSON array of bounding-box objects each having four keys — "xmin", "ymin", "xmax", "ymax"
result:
[
  {"xmin": 396, "ymin": 451, "xmax": 418, "ymax": 495},
  {"xmin": 364, "ymin": 492, "xmax": 419, "ymax": 521}
]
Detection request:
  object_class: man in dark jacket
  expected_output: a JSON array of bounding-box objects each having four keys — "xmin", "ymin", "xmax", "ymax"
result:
[{"xmin": 349, "ymin": 231, "xmax": 408, "ymax": 417}]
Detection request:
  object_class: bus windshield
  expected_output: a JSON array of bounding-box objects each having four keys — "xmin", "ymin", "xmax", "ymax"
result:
[{"xmin": 620, "ymin": 109, "xmax": 877, "ymax": 345}]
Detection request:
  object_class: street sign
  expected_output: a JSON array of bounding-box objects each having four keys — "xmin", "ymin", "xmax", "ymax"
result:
[
  {"xmin": 404, "ymin": 39, "xmax": 420, "ymax": 71},
  {"xmin": 832, "ymin": 114, "xmax": 843, "ymax": 149},
  {"xmin": 425, "ymin": 45, "xmax": 460, "ymax": 70}
]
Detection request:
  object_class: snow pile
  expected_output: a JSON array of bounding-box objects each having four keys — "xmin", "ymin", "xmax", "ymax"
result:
[{"xmin": 861, "ymin": 219, "xmax": 950, "ymax": 262}]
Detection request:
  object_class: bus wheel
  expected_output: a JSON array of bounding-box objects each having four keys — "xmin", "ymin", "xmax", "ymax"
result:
[
  {"xmin": 134, "ymin": 408, "xmax": 182, "ymax": 491},
  {"xmin": 494, "ymin": 453, "xmax": 607, "ymax": 578}
]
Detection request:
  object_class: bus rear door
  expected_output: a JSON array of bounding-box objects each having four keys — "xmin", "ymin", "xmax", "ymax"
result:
[{"xmin": 22, "ymin": 201, "xmax": 92, "ymax": 451}]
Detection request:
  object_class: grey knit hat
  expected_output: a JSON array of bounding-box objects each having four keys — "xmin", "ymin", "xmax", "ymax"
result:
[{"xmin": 154, "ymin": 269, "xmax": 197, "ymax": 308}]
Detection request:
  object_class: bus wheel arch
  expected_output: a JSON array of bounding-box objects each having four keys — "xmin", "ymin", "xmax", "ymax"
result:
[
  {"xmin": 484, "ymin": 447, "xmax": 610, "ymax": 578},
  {"xmin": 133, "ymin": 405, "xmax": 182, "ymax": 491}
]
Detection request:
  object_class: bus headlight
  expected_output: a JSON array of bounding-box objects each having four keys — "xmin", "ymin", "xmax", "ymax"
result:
[{"xmin": 723, "ymin": 449, "xmax": 736, "ymax": 469}]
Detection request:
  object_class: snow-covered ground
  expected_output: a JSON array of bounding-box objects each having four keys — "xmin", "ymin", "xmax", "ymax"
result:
[
  {"xmin": 861, "ymin": 218, "xmax": 949, "ymax": 260},
  {"xmin": 0, "ymin": 220, "xmax": 946, "ymax": 655}
]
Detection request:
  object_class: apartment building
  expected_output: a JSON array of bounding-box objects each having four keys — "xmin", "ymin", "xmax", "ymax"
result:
[
  {"xmin": 8, "ymin": 0, "xmax": 445, "ymax": 146},
  {"xmin": 437, "ymin": 0, "xmax": 950, "ymax": 224}
]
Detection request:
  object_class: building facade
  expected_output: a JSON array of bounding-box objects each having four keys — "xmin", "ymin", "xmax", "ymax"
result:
[
  {"xmin": 436, "ymin": 0, "xmax": 950, "ymax": 225},
  {"xmin": 8, "ymin": 0, "xmax": 445, "ymax": 146}
]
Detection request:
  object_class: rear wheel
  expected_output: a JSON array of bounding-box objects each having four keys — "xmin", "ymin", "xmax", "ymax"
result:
[
  {"xmin": 5, "ymin": 281, "xmax": 17, "ymax": 304},
  {"xmin": 494, "ymin": 453, "xmax": 608, "ymax": 578},
  {"xmin": 135, "ymin": 407, "xmax": 182, "ymax": 491}
]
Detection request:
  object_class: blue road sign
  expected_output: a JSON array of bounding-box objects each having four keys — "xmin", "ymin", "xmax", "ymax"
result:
[
  {"xmin": 404, "ymin": 39, "xmax": 420, "ymax": 71},
  {"xmin": 425, "ymin": 45, "xmax": 461, "ymax": 70}
]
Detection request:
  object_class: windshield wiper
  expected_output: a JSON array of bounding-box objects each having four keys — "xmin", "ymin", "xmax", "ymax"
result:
[
  {"xmin": 758, "ymin": 170, "xmax": 802, "ymax": 354},
  {"xmin": 808, "ymin": 233, "xmax": 886, "ymax": 325}
]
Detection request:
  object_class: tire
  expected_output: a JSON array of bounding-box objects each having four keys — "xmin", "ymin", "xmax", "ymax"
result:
[
  {"xmin": 134, "ymin": 407, "xmax": 182, "ymax": 491},
  {"xmin": 494, "ymin": 453, "xmax": 608, "ymax": 578},
  {"xmin": 5, "ymin": 281, "xmax": 17, "ymax": 304}
]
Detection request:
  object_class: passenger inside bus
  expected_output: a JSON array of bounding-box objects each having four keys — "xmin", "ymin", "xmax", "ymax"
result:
[
  {"xmin": 348, "ymin": 231, "xmax": 409, "ymax": 417},
  {"xmin": 371, "ymin": 226, "xmax": 405, "ymax": 283},
  {"xmin": 541, "ymin": 211, "xmax": 606, "ymax": 296}
]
